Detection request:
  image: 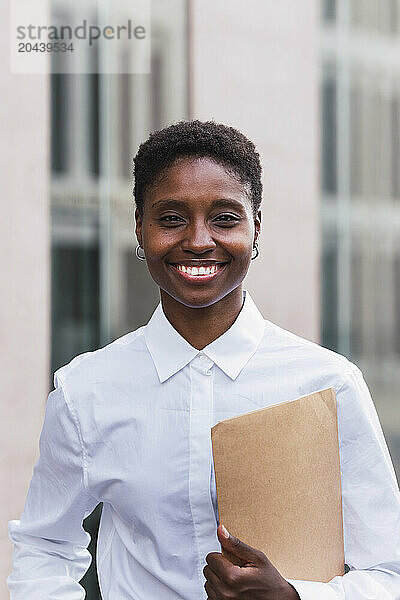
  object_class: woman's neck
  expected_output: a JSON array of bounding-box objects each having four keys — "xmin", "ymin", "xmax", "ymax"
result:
[{"xmin": 160, "ymin": 286, "xmax": 244, "ymax": 350}]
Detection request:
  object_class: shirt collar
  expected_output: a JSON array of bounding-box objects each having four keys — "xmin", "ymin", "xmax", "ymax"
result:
[{"xmin": 144, "ymin": 291, "xmax": 265, "ymax": 383}]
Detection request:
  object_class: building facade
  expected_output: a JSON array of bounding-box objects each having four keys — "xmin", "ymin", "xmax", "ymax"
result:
[{"xmin": 320, "ymin": 0, "xmax": 400, "ymax": 478}]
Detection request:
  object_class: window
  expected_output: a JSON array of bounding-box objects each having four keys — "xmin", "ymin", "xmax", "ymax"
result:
[
  {"xmin": 391, "ymin": 97, "xmax": 400, "ymax": 199},
  {"xmin": 321, "ymin": 236, "xmax": 338, "ymax": 351},
  {"xmin": 51, "ymin": 244, "xmax": 100, "ymax": 376},
  {"xmin": 322, "ymin": 77, "xmax": 337, "ymax": 195},
  {"xmin": 51, "ymin": 74, "xmax": 69, "ymax": 173},
  {"xmin": 322, "ymin": 0, "xmax": 336, "ymax": 22},
  {"xmin": 320, "ymin": 0, "xmax": 400, "ymax": 482}
]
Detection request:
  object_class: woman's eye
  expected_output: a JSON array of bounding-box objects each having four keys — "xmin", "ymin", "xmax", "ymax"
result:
[
  {"xmin": 213, "ymin": 214, "xmax": 241, "ymax": 226},
  {"xmin": 159, "ymin": 215, "xmax": 185, "ymax": 226}
]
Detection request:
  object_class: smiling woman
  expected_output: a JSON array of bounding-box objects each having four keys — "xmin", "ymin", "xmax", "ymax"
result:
[{"xmin": 7, "ymin": 121, "xmax": 400, "ymax": 600}]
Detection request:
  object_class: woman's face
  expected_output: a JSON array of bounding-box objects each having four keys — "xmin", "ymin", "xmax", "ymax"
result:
[{"xmin": 135, "ymin": 157, "xmax": 261, "ymax": 309}]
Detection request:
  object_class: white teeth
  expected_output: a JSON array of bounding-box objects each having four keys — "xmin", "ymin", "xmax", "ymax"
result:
[{"xmin": 175, "ymin": 264, "xmax": 223, "ymax": 276}]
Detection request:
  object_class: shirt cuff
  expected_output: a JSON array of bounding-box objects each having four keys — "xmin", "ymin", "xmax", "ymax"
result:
[{"xmin": 286, "ymin": 579, "xmax": 339, "ymax": 600}]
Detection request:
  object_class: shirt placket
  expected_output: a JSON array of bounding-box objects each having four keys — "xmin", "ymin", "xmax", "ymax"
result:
[{"xmin": 189, "ymin": 353, "xmax": 219, "ymax": 591}]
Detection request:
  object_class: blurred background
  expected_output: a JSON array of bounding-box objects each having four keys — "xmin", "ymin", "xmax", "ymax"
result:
[{"xmin": 1, "ymin": 0, "xmax": 400, "ymax": 598}]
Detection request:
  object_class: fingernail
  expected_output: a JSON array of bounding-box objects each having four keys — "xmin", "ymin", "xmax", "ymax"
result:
[{"xmin": 220, "ymin": 524, "xmax": 230, "ymax": 539}]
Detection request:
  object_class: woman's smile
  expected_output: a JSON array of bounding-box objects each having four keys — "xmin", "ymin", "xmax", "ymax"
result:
[{"xmin": 168, "ymin": 261, "xmax": 229, "ymax": 284}]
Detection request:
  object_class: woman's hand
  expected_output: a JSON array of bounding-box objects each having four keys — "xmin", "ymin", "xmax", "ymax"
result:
[{"xmin": 204, "ymin": 525, "xmax": 300, "ymax": 600}]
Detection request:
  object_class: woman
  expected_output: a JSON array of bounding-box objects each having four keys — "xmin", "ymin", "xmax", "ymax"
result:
[{"xmin": 8, "ymin": 121, "xmax": 400, "ymax": 600}]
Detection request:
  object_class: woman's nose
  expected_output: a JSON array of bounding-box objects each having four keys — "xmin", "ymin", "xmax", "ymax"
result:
[{"xmin": 181, "ymin": 221, "xmax": 217, "ymax": 254}]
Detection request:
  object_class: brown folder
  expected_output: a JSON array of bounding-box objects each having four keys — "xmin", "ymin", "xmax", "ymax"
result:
[{"xmin": 211, "ymin": 388, "xmax": 345, "ymax": 582}]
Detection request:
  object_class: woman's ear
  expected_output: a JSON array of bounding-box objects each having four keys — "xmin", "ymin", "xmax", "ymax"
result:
[
  {"xmin": 135, "ymin": 208, "xmax": 143, "ymax": 247},
  {"xmin": 254, "ymin": 210, "xmax": 262, "ymax": 244}
]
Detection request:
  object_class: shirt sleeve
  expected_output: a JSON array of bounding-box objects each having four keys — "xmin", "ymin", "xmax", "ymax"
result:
[
  {"xmin": 7, "ymin": 381, "xmax": 99, "ymax": 600},
  {"xmin": 286, "ymin": 367, "xmax": 400, "ymax": 600}
]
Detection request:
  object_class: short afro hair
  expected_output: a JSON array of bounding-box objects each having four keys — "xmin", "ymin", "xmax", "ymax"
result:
[{"xmin": 133, "ymin": 120, "xmax": 263, "ymax": 216}]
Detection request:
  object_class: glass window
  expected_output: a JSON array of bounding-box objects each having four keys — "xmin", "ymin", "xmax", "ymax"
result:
[
  {"xmin": 390, "ymin": 0, "xmax": 399, "ymax": 35},
  {"xmin": 150, "ymin": 48, "xmax": 164, "ymax": 131},
  {"xmin": 118, "ymin": 72, "xmax": 132, "ymax": 180},
  {"xmin": 322, "ymin": 77, "xmax": 337, "ymax": 195},
  {"xmin": 322, "ymin": 0, "xmax": 336, "ymax": 22},
  {"xmin": 88, "ymin": 70, "xmax": 100, "ymax": 176},
  {"xmin": 321, "ymin": 3, "xmax": 400, "ymax": 482},
  {"xmin": 391, "ymin": 97, "xmax": 400, "ymax": 199},
  {"xmin": 51, "ymin": 244, "xmax": 100, "ymax": 376},
  {"xmin": 350, "ymin": 84, "xmax": 362, "ymax": 197},
  {"xmin": 321, "ymin": 235, "xmax": 338, "ymax": 351},
  {"xmin": 51, "ymin": 74, "xmax": 69, "ymax": 173},
  {"xmin": 350, "ymin": 247, "xmax": 363, "ymax": 358}
]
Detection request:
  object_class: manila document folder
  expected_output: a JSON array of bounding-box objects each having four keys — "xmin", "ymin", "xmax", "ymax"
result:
[{"xmin": 211, "ymin": 388, "xmax": 344, "ymax": 582}]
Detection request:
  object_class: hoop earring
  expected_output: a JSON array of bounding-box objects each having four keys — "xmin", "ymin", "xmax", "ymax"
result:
[
  {"xmin": 135, "ymin": 245, "xmax": 146, "ymax": 261},
  {"xmin": 251, "ymin": 241, "xmax": 259, "ymax": 260}
]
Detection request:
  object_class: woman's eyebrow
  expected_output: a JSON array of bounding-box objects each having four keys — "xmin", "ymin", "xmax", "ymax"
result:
[
  {"xmin": 151, "ymin": 198, "xmax": 246, "ymax": 210},
  {"xmin": 211, "ymin": 198, "xmax": 246, "ymax": 210},
  {"xmin": 151, "ymin": 198, "xmax": 184, "ymax": 209}
]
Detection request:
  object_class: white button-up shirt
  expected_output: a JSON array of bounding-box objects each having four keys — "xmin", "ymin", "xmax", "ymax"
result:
[{"xmin": 7, "ymin": 291, "xmax": 400, "ymax": 600}]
